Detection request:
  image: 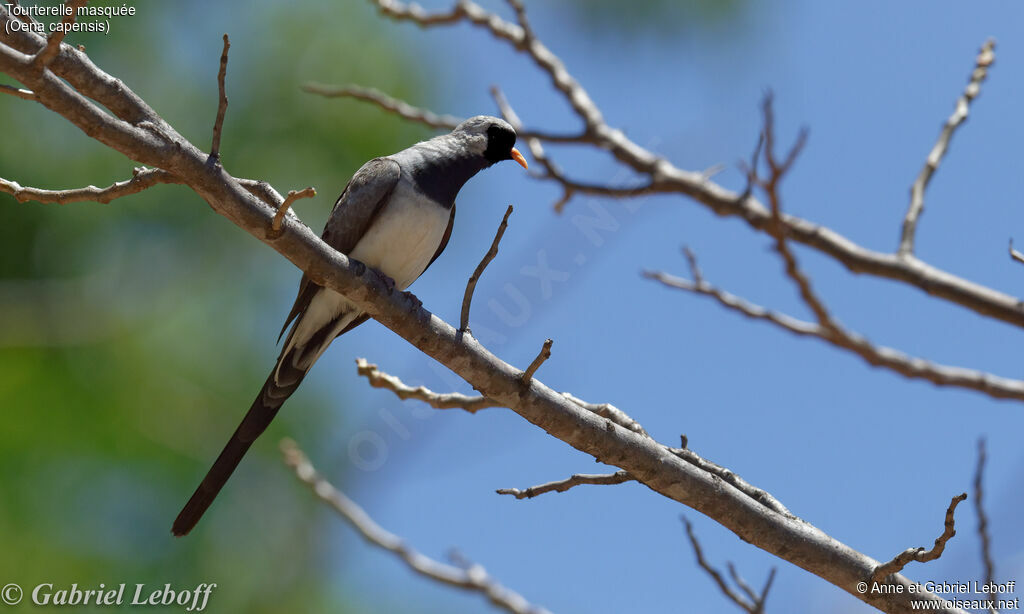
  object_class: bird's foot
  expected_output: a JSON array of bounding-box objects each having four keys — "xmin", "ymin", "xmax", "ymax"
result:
[
  {"xmin": 403, "ymin": 290, "xmax": 423, "ymax": 311},
  {"xmin": 381, "ymin": 274, "xmax": 397, "ymax": 295}
]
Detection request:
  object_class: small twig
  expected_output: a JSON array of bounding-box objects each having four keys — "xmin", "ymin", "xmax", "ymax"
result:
[
  {"xmin": 281, "ymin": 439, "xmax": 552, "ymax": 614},
  {"xmin": 683, "ymin": 517, "xmax": 775, "ymax": 614},
  {"xmin": 31, "ymin": 0, "xmax": 88, "ymax": 69},
  {"xmin": 355, "ymin": 359, "xmax": 651, "ymax": 436},
  {"xmin": 209, "ymin": 34, "xmax": 230, "ymax": 161},
  {"xmin": 271, "ymin": 187, "xmax": 316, "ymax": 232},
  {"xmin": 974, "ymin": 438, "xmax": 996, "ymax": 608},
  {"xmin": 1009, "ymin": 239, "xmax": 1024, "ymax": 266},
  {"xmin": 1, "ymin": 167, "xmax": 179, "ymax": 204},
  {"xmin": 521, "ymin": 338, "xmax": 552, "ymax": 384},
  {"xmin": 461, "ymin": 205, "xmax": 513, "ymax": 334},
  {"xmin": 497, "ymin": 471, "xmax": 632, "ymax": 500},
  {"xmin": 758, "ymin": 93, "xmax": 809, "ymax": 185},
  {"xmin": 0, "ymin": 83, "xmax": 36, "ymax": 100},
  {"xmin": 304, "ymin": 83, "xmax": 462, "ymax": 130},
  {"xmin": 898, "ymin": 39, "xmax": 995, "ymax": 256},
  {"xmin": 872, "ymin": 493, "xmax": 968, "ymax": 582},
  {"xmin": 356, "ymin": 358, "xmax": 498, "ymax": 412},
  {"xmin": 736, "ymin": 133, "xmax": 764, "ymax": 203}
]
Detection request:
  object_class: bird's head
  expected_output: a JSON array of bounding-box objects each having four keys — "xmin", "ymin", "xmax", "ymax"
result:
[{"xmin": 452, "ymin": 115, "xmax": 529, "ymax": 169}]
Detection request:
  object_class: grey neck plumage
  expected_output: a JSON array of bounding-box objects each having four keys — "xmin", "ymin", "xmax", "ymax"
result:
[{"xmin": 392, "ymin": 136, "xmax": 490, "ymax": 208}]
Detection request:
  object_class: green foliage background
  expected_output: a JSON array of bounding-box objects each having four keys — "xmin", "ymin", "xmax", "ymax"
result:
[{"xmin": 0, "ymin": 1, "xmax": 437, "ymax": 611}]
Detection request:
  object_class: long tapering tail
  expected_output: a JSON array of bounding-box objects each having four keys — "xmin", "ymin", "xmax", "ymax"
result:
[
  {"xmin": 173, "ymin": 286, "xmax": 364, "ymax": 537},
  {"xmin": 172, "ymin": 360, "xmax": 306, "ymax": 537}
]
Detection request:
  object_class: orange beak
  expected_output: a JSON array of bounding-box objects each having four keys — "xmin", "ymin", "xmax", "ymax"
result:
[{"xmin": 510, "ymin": 147, "xmax": 529, "ymax": 169}]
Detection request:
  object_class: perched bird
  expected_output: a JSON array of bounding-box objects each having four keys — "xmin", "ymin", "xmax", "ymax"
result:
[{"xmin": 173, "ymin": 116, "xmax": 528, "ymax": 536}]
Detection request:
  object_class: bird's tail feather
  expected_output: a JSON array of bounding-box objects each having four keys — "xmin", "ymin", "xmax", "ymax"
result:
[{"xmin": 171, "ymin": 355, "xmax": 307, "ymax": 537}]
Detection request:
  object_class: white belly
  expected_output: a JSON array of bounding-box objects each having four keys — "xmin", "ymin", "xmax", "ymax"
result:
[
  {"xmin": 284, "ymin": 184, "xmax": 451, "ymax": 366},
  {"xmin": 348, "ymin": 183, "xmax": 451, "ymax": 290}
]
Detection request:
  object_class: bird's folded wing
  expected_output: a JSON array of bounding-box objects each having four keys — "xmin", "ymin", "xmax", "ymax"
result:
[{"xmin": 277, "ymin": 157, "xmax": 402, "ymax": 340}]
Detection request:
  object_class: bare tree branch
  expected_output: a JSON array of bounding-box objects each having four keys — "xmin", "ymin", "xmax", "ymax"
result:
[
  {"xmin": 303, "ymin": 83, "xmax": 462, "ymax": 131},
  {"xmin": 728, "ymin": 562, "xmax": 776, "ymax": 613},
  {"xmin": 271, "ymin": 187, "xmax": 316, "ymax": 232},
  {"xmin": 644, "ymin": 260, "xmax": 1024, "ymax": 402},
  {"xmin": 281, "ymin": 439, "xmax": 553, "ymax": 614},
  {"xmin": 373, "ymin": 0, "xmax": 465, "ymax": 26},
  {"xmin": 461, "ymin": 204, "xmax": 513, "ymax": 334},
  {"xmin": 872, "ymin": 493, "xmax": 968, "ymax": 582},
  {"xmin": 497, "ymin": 471, "xmax": 632, "ymax": 500},
  {"xmin": 521, "ymin": 338, "xmax": 552, "ymax": 384},
  {"xmin": 209, "ymin": 33, "xmax": 230, "ymax": 161},
  {"xmin": 372, "ymin": 0, "xmax": 604, "ymax": 133},
  {"xmin": 0, "ymin": 167, "xmax": 180, "ymax": 204},
  {"xmin": 354, "ymin": 357, "xmax": 789, "ymax": 526},
  {"xmin": 503, "ymin": 0, "xmax": 535, "ymax": 43},
  {"xmin": 355, "ymin": 359, "xmax": 651, "ymax": 440},
  {"xmin": 974, "ymin": 438, "xmax": 997, "ymax": 609},
  {"xmin": 643, "ymin": 95, "xmax": 1024, "ymax": 403},
  {"xmin": 356, "ymin": 358, "xmax": 498, "ymax": 412},
  {"xmin": 899, "ymin": 39, "xmax": 995, "ymax": 256},
  {"xmin": 683, "ymin": 517, "xmax": 775, "ymax": 614}
]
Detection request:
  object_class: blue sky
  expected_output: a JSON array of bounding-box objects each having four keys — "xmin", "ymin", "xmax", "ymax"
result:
[{"xmin": 254, "ymin": 1, "xmax": 1024, "ymax": 612}]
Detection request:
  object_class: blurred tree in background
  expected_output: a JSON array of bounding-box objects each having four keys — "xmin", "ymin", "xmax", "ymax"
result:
[{"xmin": 0, "ymin": 1, "xmax": 437, "ymax": 611}]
